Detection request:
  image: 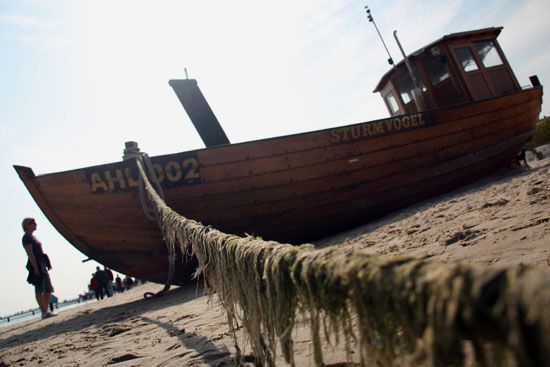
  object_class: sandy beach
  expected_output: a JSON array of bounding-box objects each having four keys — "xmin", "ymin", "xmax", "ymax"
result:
[{"xmin": 1, "ymin": 158, "xmax": 548, "ymax": 367}]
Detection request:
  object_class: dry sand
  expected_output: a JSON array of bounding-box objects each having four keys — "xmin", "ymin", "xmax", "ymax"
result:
[{"xmin": 1, "ymin": 159, "xmax": 549, "ymax": 367}]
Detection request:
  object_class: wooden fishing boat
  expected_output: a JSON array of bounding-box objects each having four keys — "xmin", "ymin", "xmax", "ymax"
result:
[{"xmin": 15, "ymin": 27, "xmax": 543, "ymax": 284}]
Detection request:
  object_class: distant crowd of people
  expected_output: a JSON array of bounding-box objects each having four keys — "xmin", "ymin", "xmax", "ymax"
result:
[{"xmin": 87, "ymin": 267, "xmax": 141, "ymax": 301}]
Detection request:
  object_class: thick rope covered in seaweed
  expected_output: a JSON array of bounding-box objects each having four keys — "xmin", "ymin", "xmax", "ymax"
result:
[
  {"xmin": 122, "ymin": 145, "xmax": 174, "ymax": 299},
  {"xmin": 135, "ymin": 159, "xmax": 549, "ymax": 367}
]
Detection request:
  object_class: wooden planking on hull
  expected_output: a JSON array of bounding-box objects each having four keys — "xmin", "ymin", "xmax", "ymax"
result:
[
  {"xmin": 167, "ymin": 119, "xmax": 534, "ymax": 212},
  {"xmin": 36, "ymin": 99, "xmax": 537, "ymax": 222},
  {"xmin": 258, "ymin": 143, "xmax": 523, "ymax": 242},
  {"xmin": 36, "ymin": 110, "xmax": 535, "ymax": 233},
  {"xmin": 283, "ymin": 130, "xmax": 530, "ymax": 221},
  {"xmin": 169, "ymin": 126, "xmax": 536, "ymax": 236},
  {"xmin": 432, "ymin": 88, "xmax": 540, "ymax": 123}
]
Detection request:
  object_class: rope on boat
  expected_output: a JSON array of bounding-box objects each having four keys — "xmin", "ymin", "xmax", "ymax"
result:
[
  {"xmin": 122, "ymin": 142, "xmax": 165, "ymax": 221},
  {"xmin": 133, "ymin": 144, "xmax": 549, "ymax": 367},
  {"xmin": 123, "ymin": 142, "xmax": 174, "ymax": 299}
]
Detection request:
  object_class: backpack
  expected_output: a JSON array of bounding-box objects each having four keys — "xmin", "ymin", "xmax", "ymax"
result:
[{"xmin": 26, "ymin": 260, "xmax": 36, "ymax": 285}]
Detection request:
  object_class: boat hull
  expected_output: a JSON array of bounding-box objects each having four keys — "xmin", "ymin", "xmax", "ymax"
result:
[{"xmin": 15, "ymin": 87, "xmax": 543, "ymax": 284}]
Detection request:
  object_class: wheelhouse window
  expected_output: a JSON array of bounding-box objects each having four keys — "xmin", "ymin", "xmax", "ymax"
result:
[
  {"xmin": 423, "ymin": 54, "xmax": 450, "ymax": 86},
  {"xmin": 455, "ymin": 47, "xmax": 479, "ymax": 72},
  {"xmin": 394, "ymin": 66, "xmax": 426, "ymax": 105},
  {"xmin": 395, "ymin": 72, "xmax": 413, "ymax": 104},
  {"xmin": 475, "ymin": 40, "xmax": 504, "ymax": 68},
  {"xmin": 385, "ymin": 92, "xmax": 399, "ymax": 114}
]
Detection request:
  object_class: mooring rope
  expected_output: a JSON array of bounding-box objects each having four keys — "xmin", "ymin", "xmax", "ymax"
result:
[
  {"xmin": 123, "ymin": 143, "xmax": 175, "ymax": 299},
  {"xmin": 133, "ymin": 146, "xmax": 549, "ymax": 367}
]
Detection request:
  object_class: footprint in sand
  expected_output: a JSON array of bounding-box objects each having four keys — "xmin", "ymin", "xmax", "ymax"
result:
[
  {"xmin": 443, "ymin": 228, "xmax": 484, "ymax": 246},
  {"xmin": 107, "ymin": 353, "xmax": 142, "ymax": 364}
]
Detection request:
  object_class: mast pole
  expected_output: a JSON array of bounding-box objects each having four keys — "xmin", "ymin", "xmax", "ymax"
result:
[{"xmin": 364, "ymin": 5, "xmax": 395, "ymax": 68}]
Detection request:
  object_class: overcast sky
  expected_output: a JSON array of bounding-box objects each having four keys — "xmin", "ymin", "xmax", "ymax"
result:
[{"xmin": 1, "ymin": 0, "xmax": 548, "ymax": 317}]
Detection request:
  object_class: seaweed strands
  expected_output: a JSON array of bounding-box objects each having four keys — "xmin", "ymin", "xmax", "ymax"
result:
[{"xmin": 135, "ymin": 159, "xmax": 549, "ymax": 367}]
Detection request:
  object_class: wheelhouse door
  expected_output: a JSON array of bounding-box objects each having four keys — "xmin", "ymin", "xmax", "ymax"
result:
[
  {"xmin": 451, "ymin": 40, "xmax": 519, "ymax": 101},
  {"xmin": 473, "ymin": 40, "xmax": 519, "ymax": 95},
  {"xmin": 452, "ymin": 44, "xmax": 492, "ymax": 100}
]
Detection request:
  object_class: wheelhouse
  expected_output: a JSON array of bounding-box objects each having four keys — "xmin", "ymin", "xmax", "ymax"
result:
[{"xmin": 374, "ymin": 27, "xmax": 522, "ymax": 116}]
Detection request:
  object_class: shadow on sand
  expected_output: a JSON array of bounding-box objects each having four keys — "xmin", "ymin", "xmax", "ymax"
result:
[{"xmin": 0, "ymin": 283, "xmax": 201, "ymax": 349}]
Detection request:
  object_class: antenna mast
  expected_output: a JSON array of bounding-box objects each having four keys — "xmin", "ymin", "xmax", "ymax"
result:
[{"xmin": 364, "ymin": 5, "xmax": 395, "ymax": 67}]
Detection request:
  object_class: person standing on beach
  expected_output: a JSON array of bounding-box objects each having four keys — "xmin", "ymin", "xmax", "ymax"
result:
[
  {"xmin": 95, "ymin": 266, "xmax": 111, "ymax": 298},
  {"xmin": 21, "ymin": 217, "xmax": 56, "ymax": 319}
]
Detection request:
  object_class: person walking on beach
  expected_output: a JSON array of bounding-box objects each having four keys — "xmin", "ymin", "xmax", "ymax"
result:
[
  {"xmin": 115, "ymin": 274, "xmax": 123, "ymax": 292},
  {"xmin": 90, "ymin": 273, "xmax": 102, "ymax": 300},
  {"xmin": 124, "ymin": 275, "xmax": 134, "ymax": 290},
  {"xmin": 49, "ymin": 294, "xmax": 58, "ymax": 312},
  {"xmin": 21, "ymin": 217, "xmax": 56, "ymax": 319},
  {"xmin": 104, "ymin": 267, "xmax": 114, "ymax": 296}
]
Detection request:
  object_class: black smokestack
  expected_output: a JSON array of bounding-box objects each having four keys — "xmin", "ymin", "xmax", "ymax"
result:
[{"xmin": 169, "ymin": 78, "xmax": 230, "ymax": 147}]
